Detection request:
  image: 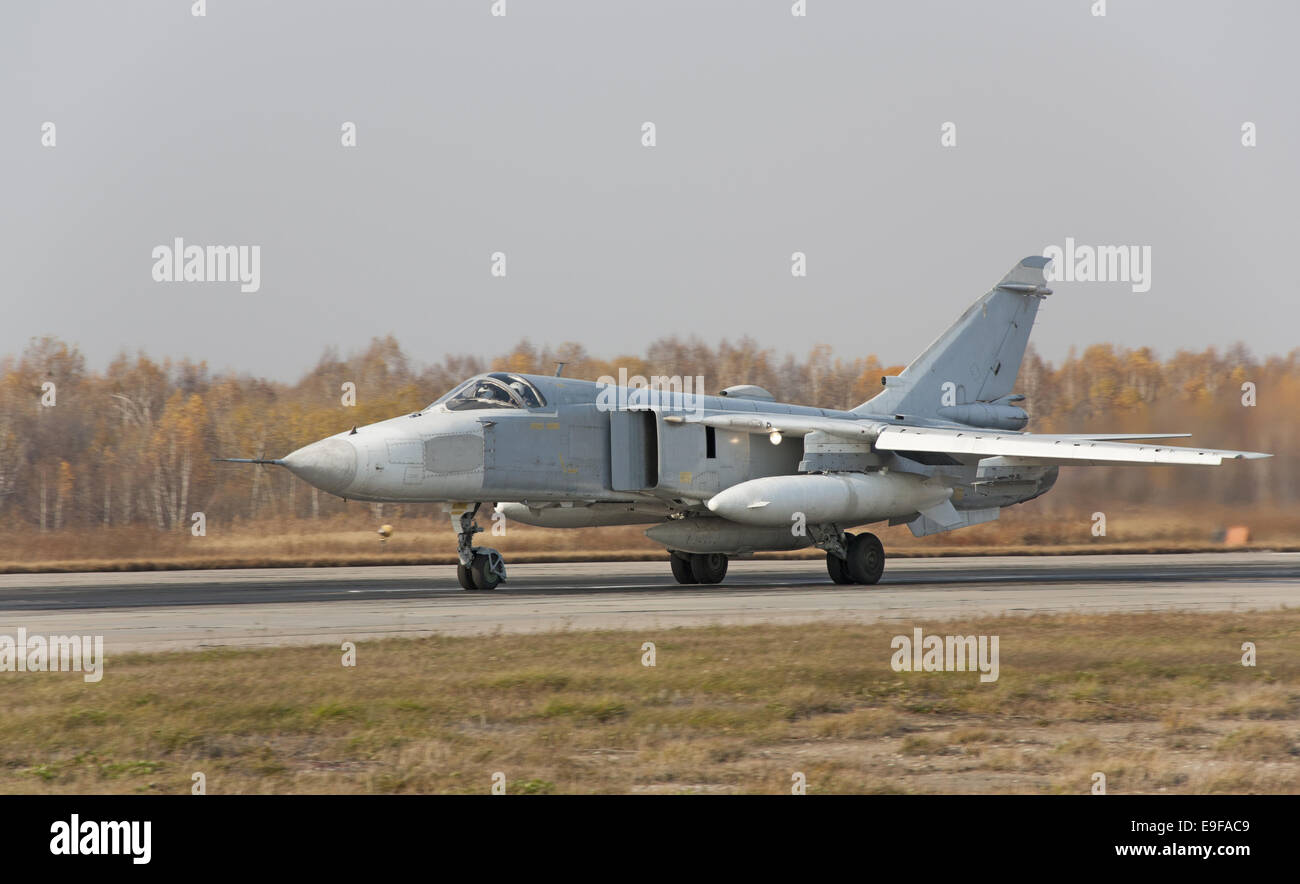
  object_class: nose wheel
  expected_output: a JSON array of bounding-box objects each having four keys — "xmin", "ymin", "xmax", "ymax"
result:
[{"xmin": 451, "ymin": 503, "xmax": 507, "ymax": 590}]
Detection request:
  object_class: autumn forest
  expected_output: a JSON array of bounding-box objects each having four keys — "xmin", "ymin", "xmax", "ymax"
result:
[{"xmin": 0, "ymin": 334, "xmax": 1295, "ymax": 568}]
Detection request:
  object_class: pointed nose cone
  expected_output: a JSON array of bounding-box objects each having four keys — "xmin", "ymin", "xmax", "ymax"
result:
[{"xmin": 282, "ymin": 438, "xmax": 358, "ymax": 496}]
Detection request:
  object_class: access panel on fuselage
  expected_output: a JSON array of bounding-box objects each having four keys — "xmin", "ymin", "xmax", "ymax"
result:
[{"xmin": 610, "ymin": 410, "xmax": 658, "ymax": 491}]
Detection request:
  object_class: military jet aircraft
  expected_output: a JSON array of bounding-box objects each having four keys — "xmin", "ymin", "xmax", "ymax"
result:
[{"xmin": 221, "ymin": 256, "xmax": 1269, "ymax": 590}]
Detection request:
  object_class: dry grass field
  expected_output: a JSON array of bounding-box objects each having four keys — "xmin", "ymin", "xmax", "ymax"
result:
[{"xmin": 2, "ymin": 610, "xmax": 1297, "ymax": 795}]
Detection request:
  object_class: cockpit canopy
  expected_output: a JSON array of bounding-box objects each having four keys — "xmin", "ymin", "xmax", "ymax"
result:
[{"xmin": 430, "ymin": 372, "xmax": 547, "ymax": 411}]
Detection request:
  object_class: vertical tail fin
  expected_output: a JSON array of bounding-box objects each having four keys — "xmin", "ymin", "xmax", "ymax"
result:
[{"xmin": 853, "ymin": 256, "xmax": 1052, "ymax": 418}]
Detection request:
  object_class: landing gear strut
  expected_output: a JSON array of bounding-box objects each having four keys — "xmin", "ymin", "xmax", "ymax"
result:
[
  {"xmin": 813, "ymin": 526, "xmax": 885, "ymax": 586},
  {"xmin": 668, "ymin": 551, "xmax": 728, "ymax": 585},
  {"xmin": 452, "ymin": 502, "xmax": 507, "ymax": 591}
]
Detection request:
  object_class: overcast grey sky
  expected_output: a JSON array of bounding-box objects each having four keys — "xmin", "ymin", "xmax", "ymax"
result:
[{"xmin": 4, "ymin": 1, "xmax": 1296, "ymax": 381}]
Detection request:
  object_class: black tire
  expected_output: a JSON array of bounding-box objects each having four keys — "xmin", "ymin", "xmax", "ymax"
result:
[
  {"xmin": 456, "ymin": 563, "xmax": 476, "ymax": 590},
  {"xmin": 690, "ymin": 552, "xmax": 728, "ymax": 585},
  {"xmin": 846, "ymin": 533, "xmax": 885, "ymax": 585},
  {"xmin": 669, "ymin": 553, "xmax": 698, "ymax": 584},
  {"xmin": 827, "ymin": 531, "xmax": 856, "ymax": 584},
  {"xmin": 470, "ymin": 554, "xmax": 502, "ymax": 590},
  {"xmin": 826, "ymin": 552, "xmax": 853, "ymax": 584}
]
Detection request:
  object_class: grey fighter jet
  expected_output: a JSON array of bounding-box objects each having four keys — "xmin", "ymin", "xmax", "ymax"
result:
[{"xmin": 221, "ymin": 257, "xmax": 1269, "ymax": 590}]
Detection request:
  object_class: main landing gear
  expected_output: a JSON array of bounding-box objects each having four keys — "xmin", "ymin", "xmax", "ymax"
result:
[
  {"xmin": 452, "ymin": 502, "xmax": 507, "ymax": 591},
  {"xmin": 824, "ymin": 531, "xmax": 885, "ymax": 585},
  {"xmin": 808, "ymin": 524, "xmax": 884, "ymax": 585},
  {"xmin": 668, "ymin": 551, "xmax": 729, "ymax": 585},
  {"xmin": 666, "ymin": 530, "xmax": 884, "ymax": 587}
]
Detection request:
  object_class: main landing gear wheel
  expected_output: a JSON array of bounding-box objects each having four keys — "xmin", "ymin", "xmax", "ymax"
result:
[
  {"xmin": 826, "ymin": 532, "xmax": 855, "ymax": 585},
  {"xmin": 669, "ymin": 553, "xmax": 698, "ymax": 584},
  {"xmin": 845, "ymin": 532, "xmax": 885, "ymax": 585},
  {"xmin": 470, "ymin": 552, "xmax": 503, "ymax": 591},
  {"xmin": 690, "ymin": 552, "xmax": 728, "ymax": 585},
  {"xmin": 456, "ymin": 563, "xmax": 476, "ymax": 590}
]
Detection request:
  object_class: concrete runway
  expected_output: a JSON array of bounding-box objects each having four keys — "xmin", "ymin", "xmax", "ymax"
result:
[{"xmin": 0, "ymin": 552, "xmax": 1295, "ymax": 652}]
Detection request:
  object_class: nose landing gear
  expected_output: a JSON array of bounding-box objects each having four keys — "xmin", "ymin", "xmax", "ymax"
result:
[{"xmin": 451, "ymin": 502, "xmax": 507, "ymax": 590}]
